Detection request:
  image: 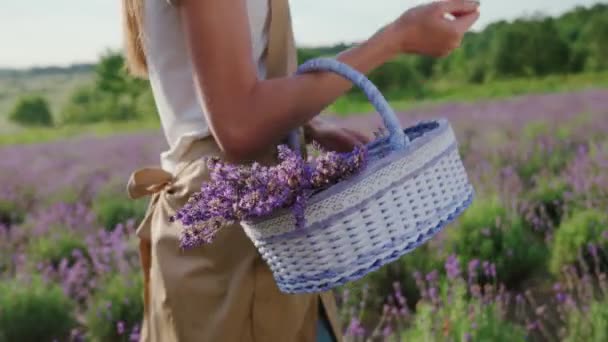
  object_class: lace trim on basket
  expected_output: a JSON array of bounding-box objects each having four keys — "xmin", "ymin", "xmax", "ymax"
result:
[{"xmin": 243, "ymin": 125, "xmax": 458, "ymax": 239}]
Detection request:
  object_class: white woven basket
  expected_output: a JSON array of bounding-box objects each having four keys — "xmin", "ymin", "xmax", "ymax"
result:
[{"xmin": 242, "ymin": 58, "xmax": 474, "ymax": 294}]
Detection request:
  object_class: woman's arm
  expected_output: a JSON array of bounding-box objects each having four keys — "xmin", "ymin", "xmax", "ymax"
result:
[{"xmin": 179, "ymin": 0, "xmax": 479, "ymax": 160}]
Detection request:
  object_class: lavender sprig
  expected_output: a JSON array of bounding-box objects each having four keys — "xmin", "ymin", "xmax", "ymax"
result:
[{"xmin": 171, "ymin": 144, "xmax": 368, "ymax": 249}]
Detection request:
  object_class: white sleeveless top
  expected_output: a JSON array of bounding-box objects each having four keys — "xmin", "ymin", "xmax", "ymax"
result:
[{"xmin": 142, "ymin": 0, "xmax": 270, "ymax": 172}]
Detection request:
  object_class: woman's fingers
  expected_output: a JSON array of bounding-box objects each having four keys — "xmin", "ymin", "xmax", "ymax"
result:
[
  {"xmin": 438, "ymin": 0, "xmax": 480, "ymax": 17},
  {"xmin": 394, "ymin": 0, "xmax": 480, "ymax": 58},
  {"xmin": 451, "ymin": 11, "xmax": 481, "ymax": 33},
  {"xmin": 437, "ymin": 0, "xmax": 480, "ymax": 34}
]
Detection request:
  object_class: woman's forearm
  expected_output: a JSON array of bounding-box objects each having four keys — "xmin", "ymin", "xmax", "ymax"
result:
[
  {"xmin": 220, "ymin": 27, "xmax": 400, "ymax": 159},
  {"xmin": 180, "ymin": 0, "xmax": 479, "ymax": 159}
]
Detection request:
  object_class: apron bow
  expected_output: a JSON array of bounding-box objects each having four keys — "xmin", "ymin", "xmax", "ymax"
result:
[{"xmin": 127, "ymin": 167, "xmax": 174, "ymax": 200}]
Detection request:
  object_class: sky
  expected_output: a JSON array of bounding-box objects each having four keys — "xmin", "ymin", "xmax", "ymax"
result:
[{"xmin": 0, "ymin": 0, "xmax": 604, "ymax": 68}]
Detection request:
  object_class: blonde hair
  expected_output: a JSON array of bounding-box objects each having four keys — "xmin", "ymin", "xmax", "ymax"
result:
[{"xmin": 122, "ymin": 0, "xmax": 148, "ymax": 78}]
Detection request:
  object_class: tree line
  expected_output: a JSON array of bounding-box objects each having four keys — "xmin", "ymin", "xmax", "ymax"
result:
[{"xmin": 299, "ymin": 3, "xmax": 608, "ymax": 94}]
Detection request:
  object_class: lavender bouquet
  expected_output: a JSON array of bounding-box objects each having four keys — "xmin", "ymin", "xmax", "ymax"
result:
[{"xmin": 171, "ymin": 144, "xmax": 368, "ymax": 249}]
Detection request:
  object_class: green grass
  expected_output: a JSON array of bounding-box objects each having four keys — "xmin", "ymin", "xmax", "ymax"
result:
[
  {"xmin": 0, "ymin": 119, "xmax": 160, "ymax": 146},
  {"xmin": 327, "ymin": 71, "xmax": 608, "ymax": 115}
]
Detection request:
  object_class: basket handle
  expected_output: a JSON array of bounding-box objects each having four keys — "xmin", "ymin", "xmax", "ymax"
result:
[{"xmin": 287, "ymin": 58, "xmax": 409, "ymax": 153}]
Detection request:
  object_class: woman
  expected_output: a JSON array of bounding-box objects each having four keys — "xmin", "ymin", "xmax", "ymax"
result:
[{"xmin": 122, "ymin": 0, "xmax": 480, "ymax": 341}]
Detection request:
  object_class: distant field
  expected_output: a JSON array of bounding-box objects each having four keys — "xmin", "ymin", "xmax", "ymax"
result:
[
  {"xmin": 329, "ymin": 70, "xmax": 608, "ymax": 115},
  {"xmin": 1, "ymin": 68, "xmax": 608, "ymax": 146},
  {"xmin": 2, "ymin": 88, "xmax": 607, "ymax": 341},
  {"xmin": 0, "ymin": 71, "xmax": 93, "ymax": 133},
  {"xmin": 0, "ymin": 119, "xmax": 159, "ymax": 146}
]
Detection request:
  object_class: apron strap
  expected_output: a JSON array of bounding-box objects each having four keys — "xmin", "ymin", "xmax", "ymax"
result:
[
  {"xmin": 267, "ymin": 0, "xmax": 308, "ymax": 155},
  {"xmin": 266, "ymin": 0, "xmax": 298, "ymax": 78}
]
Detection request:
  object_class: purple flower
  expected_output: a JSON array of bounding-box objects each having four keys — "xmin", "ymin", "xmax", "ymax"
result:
[
  {"xmin": 425, "ymin": 270, "xmax": 439, "ymax": 283},
  {"xmin": 490, "ymin": 263, "xmax": 497, "ymax": 278},
  {"xmin": 345, "ymin": 318, "xmax": 365, "ymax": 337},
  {"xmin": 382, "ymin": 325, "xmax": 392, "ymax": 337},
  {"xmin": 468, "ymin": 259, "xmax": 480, "ymax": 283},
  {"xmin": 382, "ymin": 304, "xmax": 390, "ymax": 315},
  {"xmin": 130, "ymin": 324, "xmax": 141, "ymax": 342},
  {"xmin": 445, "ymin": 254, "xmax": 461, "ymax": 280},
  {"xmin": 482, "ymin": 261, "xmax": 491, "ymax": 277},
  {"xmin": 526, "ymin": 321, "xmax": 539, "ymax": 331},
  {"xmin": 470, "ymin": 284, "xmax": 482, "ymax": 298},
  {"xmin": 588, "ymin": 243, "xmax": 598, "ymax": 258},
  {"xmin": 117, "ymin": 321, "xmax": 126, "ymax": 335},
  {"xmin": 392, "ymin": 281, "xmax": 407, "ymax": 306}
]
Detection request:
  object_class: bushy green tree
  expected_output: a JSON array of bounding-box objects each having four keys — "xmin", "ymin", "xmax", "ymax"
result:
[
  {"xmin": 531, "ymin": 18, "xmax": 571, "ymax": 76},
  {"xmin": 60, "ymin": 86, "xmax": 134, "ymax": 124},
  {"xmin": 488, "ymin": 18, "xmax": 570, "ymax": 79},
  {"xmin": 367, "ymin": 57, "xmax": 426, "ymax": 97},
  {"xmin": 60, "ymin": 51, "xmax": 152, "ymax": 124},
  {"xmin": 95, "ymin": 51, "xmax": 148, "ymax": 104},
  {"xmin": 579, "ymin": 13, "xmax": 608, "ymax": 71},
  {"xmin": 8, "ymin": 96, "xmax": 53, "ymax": 126}
]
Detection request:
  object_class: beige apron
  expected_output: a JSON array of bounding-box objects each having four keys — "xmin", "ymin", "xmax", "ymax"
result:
[{"xmin": 127, "ymin": 0, "xmax": 342, "ymax": 341}]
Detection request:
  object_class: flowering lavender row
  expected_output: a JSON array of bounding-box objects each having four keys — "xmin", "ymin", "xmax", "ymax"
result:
[{"xmin": 0, "ymin": 88, "xmax": 607, "ymax": 340}]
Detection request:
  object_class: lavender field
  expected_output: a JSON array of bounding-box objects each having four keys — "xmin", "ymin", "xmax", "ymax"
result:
[{"xmin": 1, "ymin": 89, "xmax": 608, "ymax": 341}]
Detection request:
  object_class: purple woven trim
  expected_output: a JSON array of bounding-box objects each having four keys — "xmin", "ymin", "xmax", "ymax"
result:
[
  {"xmin": 275, "ymin": 187, "xmax": 474, "ymax": 293},
  {"xmin": 259, "ymin": 141, "xmax": 460, "ymax": 244},
  {"xmin": 244, "ymin": 120, "xmax": 449, "ymax": 225},
  {"xmin": 275, "ymin": 186, "xmax": 473, "ymax": 283}
]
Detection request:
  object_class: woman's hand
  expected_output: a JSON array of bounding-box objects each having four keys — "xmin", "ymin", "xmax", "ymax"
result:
[
  {"xmin": 305, "ymin": 117, "xmax": 370, "ymax": 153},
  {"xmin": 389, "ymin": 0, "xmax": 481, "ymax": 57}
]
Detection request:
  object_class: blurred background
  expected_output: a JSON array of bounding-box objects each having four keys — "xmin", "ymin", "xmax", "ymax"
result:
[{"xmin": 1, "ymin": 1, "xmax": 607, "ymax": 341}]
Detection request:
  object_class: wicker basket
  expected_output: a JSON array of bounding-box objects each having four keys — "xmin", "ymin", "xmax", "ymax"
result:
[{"xmin": 242, "ymin": 58, "xmax": 474, "ymax": 294}]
